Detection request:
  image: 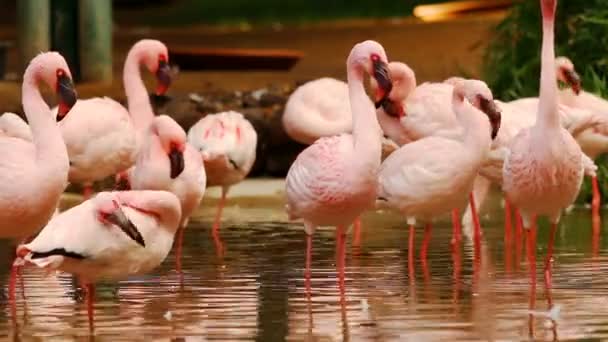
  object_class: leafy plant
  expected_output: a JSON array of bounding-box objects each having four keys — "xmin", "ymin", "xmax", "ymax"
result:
[{"xmin": 483, "ymin": 0, "xmax": 608, "ymax": 203}]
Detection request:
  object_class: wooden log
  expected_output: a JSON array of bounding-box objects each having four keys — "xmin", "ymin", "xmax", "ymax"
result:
[
  {"xmin": 79, "ymin": 0, "xmax": 112, "ymax": 82},
  {"xmin": 169, "ymin": 47, "xmax": 303, "ymax": 71},
  {"xmin": 17, "ymin": 0, "xmax": 51, "ymax": 73}
]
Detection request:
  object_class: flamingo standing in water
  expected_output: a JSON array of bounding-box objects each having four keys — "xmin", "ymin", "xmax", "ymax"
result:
[
  {"xmin": 508, "ymin": 57, "xmax": 608, "ymax": 218},
  {"xmin": 59, "ymin": 39, "xmax": 172, "ymax": 199},
  {"xmin": 373, "ymin": 66, "xmax": 501, "ymax": 245},
  {"xmin": 283, "ymin": 76, "xmax": 401, "ymax": 245},
  {"xmin": 502, "ymin": 0, "xmax": 585, "ymax": 335},
  {"xmin": 16, "ymin": 190, "xmax": 182, "ymax": 330},
  {"xmin": 285, "ymin": 40, "xmax": 393, "ymax": 278},
  {"xmin": 0, "ymin": 52, "xmax": 77, "ymax": 295},
  {"xmin": 187, "ymin": 111, "xmax": 257, "ymax": 234},
  {"xmin": 377, "ymin": 82, "xmax": 498, "ymax": 264},
  {"xmin": 126, "ymin": 115, "xmax": 206, "ymax": 271}
]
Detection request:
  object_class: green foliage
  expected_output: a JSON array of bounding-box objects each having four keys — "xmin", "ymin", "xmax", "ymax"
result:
[{"xmin": 483, "ymin": 0, "xmax": 608, "ymax": 203}]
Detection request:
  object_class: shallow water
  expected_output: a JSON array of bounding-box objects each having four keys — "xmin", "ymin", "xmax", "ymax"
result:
[{"xmin": 1, "ymin": 190, "xmax": 608, "ymax": 341}]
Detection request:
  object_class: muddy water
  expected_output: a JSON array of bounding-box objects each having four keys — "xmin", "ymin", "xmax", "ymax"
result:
[{"xmin": 0, "ymin": 189, "xmax": 607, "ymax": 341}]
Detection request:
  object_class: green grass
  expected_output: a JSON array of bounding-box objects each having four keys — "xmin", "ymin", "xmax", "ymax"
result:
[{"xmin": 483, "ymin": 0, "xmax": 608, "ymax": 203}]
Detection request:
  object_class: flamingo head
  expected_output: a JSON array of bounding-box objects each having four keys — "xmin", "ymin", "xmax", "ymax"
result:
[
  {"xmin": 347, "ymin": 40, "xmax": 393, "ymax": 107},
  {"xmin": 155, "ymin": 54, "xmax": 172, "ymax": 96},
  {"xmin": 556, "ymin": 56, "xmax": 581, "ymax": 95},
  {"xmin": 373, "ymin": 62, "xmax": 415, "ymax": 119},
  {"xmin": 138, "ymin": 39, "xmax": 172, "ymax": 96},
  {"xmin": 151, "ymin": 115, "xmax": 186, "ymax": 179},
  {"xmin": 541, "ymin": 0, "xmax": 556, "ymax": 23},
  {"xmin": 95, "ymin": 194, "xmax": 145, "ymax": 247},
  {"xmin": 459, "ymin": 79, "xmax": 501, "ymax": 140},
  {"xmin": 55, "ymin": 68, "xmax": 78, "ymax": 121}
]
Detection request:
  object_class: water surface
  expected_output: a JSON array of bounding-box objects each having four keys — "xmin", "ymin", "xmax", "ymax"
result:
[{"xmin": 1, "ymin": 191, "xmax": 607, "ymax": 341}]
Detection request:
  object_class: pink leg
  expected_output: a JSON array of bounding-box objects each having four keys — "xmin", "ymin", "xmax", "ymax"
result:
[
  {"xmin": 469, "ymin": 192, "xmax": 482, "ymax": 245},
  {"xmin": 526, "ymin": 227, "xmax": 537, "ymax": 339},
  {"xmin": 175, "ymin": 227, "xmax": 185, "ymax": 274},
  {"xmin": 335, "ymin": 226, "xmax": 346, "ymax": 288},
  {"xmin": 450, "ymin": 208, "xmax": 462, "ymax": 249},
  {"xmin": 408, "ymin": 225, "xmax": 415, "ymax": 286},
  {"xmin": 82, "ymin": 184, "xmax": 94, "ymax": 201},
  {"xmin": 8, "ymin": 263, "xmax": 18, "ymax": 303},
  {"xmin": 85, "ymin": 283, "xmax": 95, "ymax": 332},
  {"xmin": 544, "ymin": 223, "xmax": 557, "ymax": 293},
  {"xmin": 305, "ymin": 234, "xmax": 312, "ymax": 281},
  {"xmin": 352, "ymin": 217, "xmax": 362, "ymax": 247},
  {"xmin": 420, "ymin": 223, "xmax": 432, "ymax": 261},
  {"xmin": 212, "ymin": 187, "xmax": 228, "ymax": 234},
  {"xmin": 504, "ymin": 198, "xmax": 513, "ymax": 243},
  {"xmin": 592, "ymin": 176, "xmax": 601, "ymax": 219}
]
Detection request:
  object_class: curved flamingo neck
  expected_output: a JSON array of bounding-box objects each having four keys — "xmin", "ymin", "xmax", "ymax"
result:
[
  {"xmin": 123, "ymin": 47, "xmax": 155, "ymax": 132},
  {"xmin": 535, "ymin": 5, "xmax": 559, "ymax": 130},
  {"xmin": 391, "ymin": 65, "xmax": 417, "ymax": 102},
  {"xmin": 347, "ymin": 63, "xmax": 382, "ymax": 167},
  {"xmin": 22, "ymin": 66, "xmax": 68, "ymax": 169}
]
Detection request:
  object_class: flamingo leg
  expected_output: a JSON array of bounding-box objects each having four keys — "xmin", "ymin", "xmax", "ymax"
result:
[
  {"xmin": 8, "ymin": 263, "xmax": 19, "ymax": 303},
  {"xmin": 212, "ymin": 187, "xmax": 228, "ymax": 234},
  {"xmin": 352, "ymin": 217, "xmax": 362, "ymax": 247},
  {"xmin": 469, "ymin": 192, "xmax": 482, "ymax": 245},
  {"xmin": 82, "ymin": 184, "xmax": 94, "ymax": 201},
  {"xmin": 544, "ymin": 223, "xmax": 557, "ymax": 294},
  {"xmin": 305, "ymin": 233, "xmax": 312, "ymax": 286},
  {"xmin": 335, "ymin": 226, "xmax": 346, "ymax": 288},
  {"xmin": 526, "ymin": 227, "xmax": 537, "ymax": 339},
  {"xmin": 85, "ymin": 282, "xmax": 95, "ymax": 332},
  {"xmin": 504, "ymin": 198, "xmax": 513, "ymax": 243},
  {"xmin": 420, "ymin": 223, "xmax": 432, "ymax": 261},
  {"xmin": 408, "ymin": 225, "xmax": 415, "ymax": 286},
  {"xmin": 175, "ymin": 226, "xmax": 185, "ymax": 274},
  {"xmin": 592, "ymin": 175, "xmax": 601, "ymax": 218},
  {"xmin": 450, "ymin": 208, "xmax": 462, "ymax": 249}
]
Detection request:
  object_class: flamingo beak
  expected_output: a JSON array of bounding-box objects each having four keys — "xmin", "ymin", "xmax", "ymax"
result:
[
  {"xmin": 563, "ymin": 69, "xmax": 581, "ymax": 95},
  {"xmin": 104, "ymin": 201, "xmax": 145, "ymax": 247},
  {"xmin": 378, "ymin": 99, "xmax": 405, "ymax": 118},
  {"xmin": 372, "ymin": 59, "xmax": 393, "ymax": 106},
  {"xmin": 478, "ymin": 96, "xmax": 502, "ymax": 140},
  {"xmin": 169, "ymin": 145, "xmax": 185, "ymax": 179},
  {"xmin": 56, "ymin": 74, "xmax": 77, "ymax": 122},
  {"xmin": 155, "ymin": 60, "xmax": 172, "ymax": 96}
]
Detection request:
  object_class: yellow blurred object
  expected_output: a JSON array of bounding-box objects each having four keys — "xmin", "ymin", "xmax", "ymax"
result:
[{"xmin": 413, "ymin": 0, "xmax": 514, "ymax": 22}]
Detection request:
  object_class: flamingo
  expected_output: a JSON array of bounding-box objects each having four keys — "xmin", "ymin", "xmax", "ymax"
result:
[
  {"xmin": 502, "ymin": 0, "xmax": 585, "ymax": 335},
  {"xmin": 285, "ymin": 40, "xmax": 393, "ymax": 279},
  {"xmin": 187, "ymin": 111, "xmax": 257, "ymax": 234},
  {"xmin": 15, "ymin": 190, "xmax": 182, "ymax": 329},
  {"xmin": 373, "ymin": 67, "xmax": 501, "ymax": 245},
  {"xmin": 59, "ymin": 39, "xmax": 172, "ymax": 199},
  {"xmin": 0, "ymin": 52, "xmax": 77, "ymax": 293},
  {"xmin": 282, "ymin": 74, "xmax": 405, "ymax": 245},
  {"xmin": 125, "ymin": 115, "xmax": 206, "ymax": 271},
  {"xmin": 377, "ymin": 82, "xmax": 498, "ymax": 263},
  {"xmin": 508, "ymin": 57, "xmax": 608, "ymax": 217}
]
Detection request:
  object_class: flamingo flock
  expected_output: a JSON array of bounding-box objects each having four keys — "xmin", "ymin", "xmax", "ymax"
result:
[{"xmin": 2, "ymin": 0, "xmax": 607, "ymax": 338}]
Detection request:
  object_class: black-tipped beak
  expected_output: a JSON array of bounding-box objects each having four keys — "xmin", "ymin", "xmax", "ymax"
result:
[
  {"xmin": 155, "ymin": 60, "xmax": 172, "ymax": 96},
  {"xmin": 373, "ymin": 59, "xmax": 393, "ymax": 106},
  {"xmin": 57, "ymin": 74, "xmax": 77, "ymax": 122},
  {"xmin": 169, "ymin": 146, "xmax": 185, "ymax": 179},
  {"xmin": 106, "ymin": 202, "xmax": 145, "ymax": 247},
  {"xmin": 377, "ymin": 98, "xmax": 405, "ymax": 118},
  {"xmin": 478, "ymin": 96, "xmax": 502, "ymax": 140},
  {"xmin": 564, "ymin": 69, "xmax": 581, "ymax": 95}
]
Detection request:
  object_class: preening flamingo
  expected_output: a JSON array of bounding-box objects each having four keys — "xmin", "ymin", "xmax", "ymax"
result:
[
  {"xmin": 16, "ymin": 190, "xmax": 182, "ymax": 329},
  {"xmin": 285, "ymin": 40, "xmax": 393, "ymax": 279},
  {"xmin": 0, "ymin": 112, "xmax": 32, "ymax": 141},
  {"xmin": 502, "ymin": 0, "xmax": 585, "ymax": 335},
  {"xmin": 127, "ymin": 115, "xmax": 206, "ymax": 270},
  {"xmin": 61, "ymin": 39, "xmax": 171, "ymax": 199},
  {"xmin": 187, "ymin": 111, "xmax": 257, "ymax": 234},
  {"xmin": 377, "ymin": 82, "xmax": 498, "ymax": 263}
]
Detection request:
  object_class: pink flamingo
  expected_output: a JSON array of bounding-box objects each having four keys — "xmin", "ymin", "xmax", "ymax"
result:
[
  {"xmin": 0, "ymin": 52, "xmax": 77, "ymax": 296},
  {"xmin": 60, "ymin": 39, "xmax": 172, "ymax": 199},
  {"xmin": 285, "ymin": 40, "xmax": 393, "ymax": 279},
  {"xmin": 377, "ymin": 82, "xmax": 498, "ymax": 264},
  {"xmin": 187, "ymin": 111, "xmax": 257, "ymax": 234},
  {"xmin": 126, "ymin": 115, "xmax": 206, "ymax": 270},
  {"xmin": 502, "ymin": 0, "xmax": 585, "ymax": 334},
  {"xmin": 509, "ymin": 57, "xmax": 608, "ymax": 217},
  {"xmin": 374, "ymin": 69, "xmax": 501, "ymax": 245},
  {"xmin": 16, "ymin": 190, "xmax": 182, "ymax": 330}
]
